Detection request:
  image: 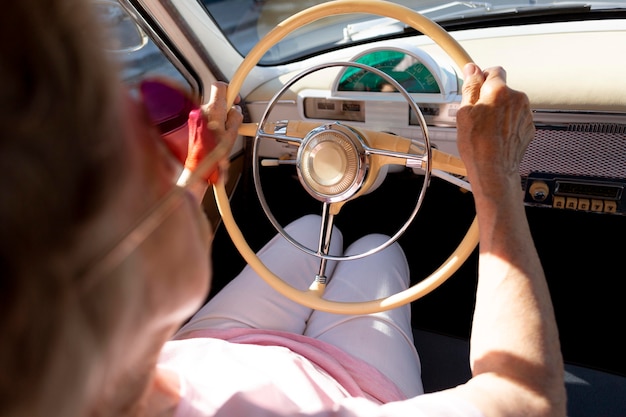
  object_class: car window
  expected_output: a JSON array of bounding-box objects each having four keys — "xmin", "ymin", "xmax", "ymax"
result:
[
  {"xmin": 115, "ymin": 40, "xmax": 190, "ymax": 87},
  {"xmin": 96, "ymin": 0, "xmax": 191, "ymax": 89}
]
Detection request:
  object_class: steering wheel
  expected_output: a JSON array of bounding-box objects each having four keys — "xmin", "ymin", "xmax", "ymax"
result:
[{"xmin": 214, "ymin": 0, "xmax": 479, "ymax": 314}]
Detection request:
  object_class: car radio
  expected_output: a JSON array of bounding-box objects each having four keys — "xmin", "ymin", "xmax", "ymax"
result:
[{"xmin": 524, "ymin": 173, "xmax": 626, "ymax": 215}]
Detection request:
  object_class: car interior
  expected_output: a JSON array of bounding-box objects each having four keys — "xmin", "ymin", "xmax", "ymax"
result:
[{"xmin": 105, "ymin": 1, "xmax": 626, "ymax": 415}]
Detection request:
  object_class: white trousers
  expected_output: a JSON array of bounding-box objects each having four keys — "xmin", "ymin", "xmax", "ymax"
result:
[{"xmin": 178, "ymin": 214, "xmax": 423, "ymax": 397}]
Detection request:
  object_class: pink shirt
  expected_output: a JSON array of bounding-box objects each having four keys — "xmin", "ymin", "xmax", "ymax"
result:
[{"xmin": 159, "ymin": 328, "xmax": 484, "ymax": 417}]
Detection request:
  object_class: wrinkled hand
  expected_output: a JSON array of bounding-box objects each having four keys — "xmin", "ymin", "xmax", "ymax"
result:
[
  {"xmin": 185, "ymin": 81, "xmax": 243, "ymax": 183},
  {"xmin": 456, "ymin": 64, "xmax": 534, "ymax": 197}
]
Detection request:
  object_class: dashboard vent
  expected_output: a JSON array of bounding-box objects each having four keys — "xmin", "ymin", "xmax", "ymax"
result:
[{"xmin": 567, "ymin": 123, "xmax": 626, "ymax": 134}]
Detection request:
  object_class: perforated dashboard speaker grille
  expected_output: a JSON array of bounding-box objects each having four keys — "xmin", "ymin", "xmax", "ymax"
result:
[{"xmin": 520, "ymin": 126, "xmax": 626, "ymax": 180}]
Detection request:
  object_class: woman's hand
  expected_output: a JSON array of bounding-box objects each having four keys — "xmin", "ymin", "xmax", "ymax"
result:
[
  {"xmin": 185, "ymin": 81, "xmax": 243, "ymax": 184},
  {"xmin": 456, "ymin": 64, "xmax": 534, "ymax": 199}
]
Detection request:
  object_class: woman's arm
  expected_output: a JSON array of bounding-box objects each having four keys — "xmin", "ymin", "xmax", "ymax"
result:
[{"xmin": 451, "ymin": 63, "xmax": 566, "ymax": 417}]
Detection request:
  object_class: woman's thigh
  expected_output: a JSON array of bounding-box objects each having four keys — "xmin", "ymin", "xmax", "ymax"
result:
[
  {"xmin": 177, "ymin": 214, "xmax": 343, "ymax": 335},
  {"xmin": 304, "ymin": 235, "xmax": 423, "ymax": 397}
]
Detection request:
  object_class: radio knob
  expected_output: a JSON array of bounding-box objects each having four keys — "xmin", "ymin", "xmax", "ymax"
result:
[{"xmin": 529, "ymin": 181, "xmax": 549, "ymax": 202}]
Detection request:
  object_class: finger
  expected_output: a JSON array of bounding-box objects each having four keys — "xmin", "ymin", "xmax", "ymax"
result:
[
  {"xmin": 208, "ymin": 82, "xmax": 223, "ymax": 104},
  {"xmin": 460, "ymin": 62, "xmax": 485, "ymax": 107},
  {"xmin": 202, "ymin": 83, "xmax": 229, "ymax": 131},
  {"xmin": 204, "ymin": 82, "xmax": 228, "ymax": 113},
  {"xmin": 225, "ymin": 104, "xmax": 243, "ymax": 132},
  {"xmin": 483, "ymin": 66, "xmax": 507, "ymax": 83}
]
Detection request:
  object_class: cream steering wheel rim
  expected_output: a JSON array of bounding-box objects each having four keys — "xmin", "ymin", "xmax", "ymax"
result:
[{"xmin": 214, "ymin": 0, "xmax": 480, "ymax": 314}]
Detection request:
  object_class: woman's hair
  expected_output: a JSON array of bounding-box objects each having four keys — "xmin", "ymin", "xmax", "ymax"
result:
[{"xmin": 0, "ymin": 0, "xmax": 129, "ymax": 414}]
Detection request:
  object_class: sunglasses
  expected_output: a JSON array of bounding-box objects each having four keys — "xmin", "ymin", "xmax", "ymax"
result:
[
  {"xmin": 79, "ymin": 78, "xmax": 232, "ymax": 291},
  {"xmin": 140, "ymin": 78, "xmax": 196, "ymax": 136}
]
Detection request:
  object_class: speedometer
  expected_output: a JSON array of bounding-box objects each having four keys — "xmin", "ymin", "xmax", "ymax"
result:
[{"xmin": 337, "ymin": 49, "xmax": 440, "ymax": 94}]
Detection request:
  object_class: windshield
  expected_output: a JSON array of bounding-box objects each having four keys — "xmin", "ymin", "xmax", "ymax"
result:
[{"xmin": 201, "ymin": 0, "xmax": 626, "ymax": 65}]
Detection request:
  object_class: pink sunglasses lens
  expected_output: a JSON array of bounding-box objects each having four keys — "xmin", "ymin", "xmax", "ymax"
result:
[{"xmin": 139, "ymin": 80, "xmax": 195, "ymax": 135}]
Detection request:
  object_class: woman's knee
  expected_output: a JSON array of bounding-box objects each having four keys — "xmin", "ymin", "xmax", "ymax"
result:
[{"xmin": 284, "ymin": 214, "xmax": 344, "ymax": 253}]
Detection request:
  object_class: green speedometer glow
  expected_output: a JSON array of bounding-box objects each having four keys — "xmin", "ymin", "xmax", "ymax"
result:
[{"xmin": 338, "ymin": 50, "xmax": 440, "ymax": 94}]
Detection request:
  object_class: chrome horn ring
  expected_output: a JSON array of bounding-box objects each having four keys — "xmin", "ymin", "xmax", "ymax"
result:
[{"xmin": 252, "ymin": 61, "xmax": 431, "ymax": 262}]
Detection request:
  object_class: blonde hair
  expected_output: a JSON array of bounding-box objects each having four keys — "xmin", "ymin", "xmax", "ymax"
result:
[{"xmin": 0, "ymin": 0, "xmax": 130, "ymax": 415}]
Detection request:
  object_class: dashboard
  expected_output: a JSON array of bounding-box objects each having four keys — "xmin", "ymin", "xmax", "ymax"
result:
[{"xmin": 245, "ymin": 21, "xmax": 626, "ymax": 216}]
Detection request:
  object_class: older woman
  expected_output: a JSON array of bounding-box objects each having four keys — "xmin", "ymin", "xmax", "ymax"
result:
[{"xmin": 0, "ymin": 1, "xmax": 565, "ymax": 417}]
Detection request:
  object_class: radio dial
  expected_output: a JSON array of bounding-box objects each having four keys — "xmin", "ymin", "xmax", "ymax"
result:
[{"xmin": 529, "ymin": 181, "xmax": 549, "ymax": 202}]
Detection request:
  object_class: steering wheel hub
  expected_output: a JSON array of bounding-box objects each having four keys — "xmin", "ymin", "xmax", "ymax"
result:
[{"xmin": 297, "ymin": 123, "xmax": 366, "ymax": 202}]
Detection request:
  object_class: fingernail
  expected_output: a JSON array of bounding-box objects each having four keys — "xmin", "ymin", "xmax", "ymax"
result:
[{"xmin": 463, "ymin": 63, "xmax": 479, "ymax": 78}]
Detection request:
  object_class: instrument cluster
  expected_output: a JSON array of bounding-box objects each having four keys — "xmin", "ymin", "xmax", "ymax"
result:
[{"xmin": 298, "ymin": 43, "xmax": 462, "ymax": 130}]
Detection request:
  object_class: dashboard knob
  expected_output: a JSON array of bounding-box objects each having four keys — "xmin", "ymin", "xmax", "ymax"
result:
[{"xmin": 528, "ymin": 181, "xmax": 549, "ymax": 201}]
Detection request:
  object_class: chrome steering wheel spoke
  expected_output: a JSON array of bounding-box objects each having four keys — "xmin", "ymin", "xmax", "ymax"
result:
[{"xmin": 312, "ymin": 202, "xmax": 336, "ymax": 285}]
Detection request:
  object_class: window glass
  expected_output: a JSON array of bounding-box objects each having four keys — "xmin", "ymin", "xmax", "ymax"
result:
[
  {"xmin": 97, "ymin": 1, "xmax": 190, "ymax": 89},
  {"xmin": 115, "ymin": 40, "xmax": 190, "ymax": 87}
]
